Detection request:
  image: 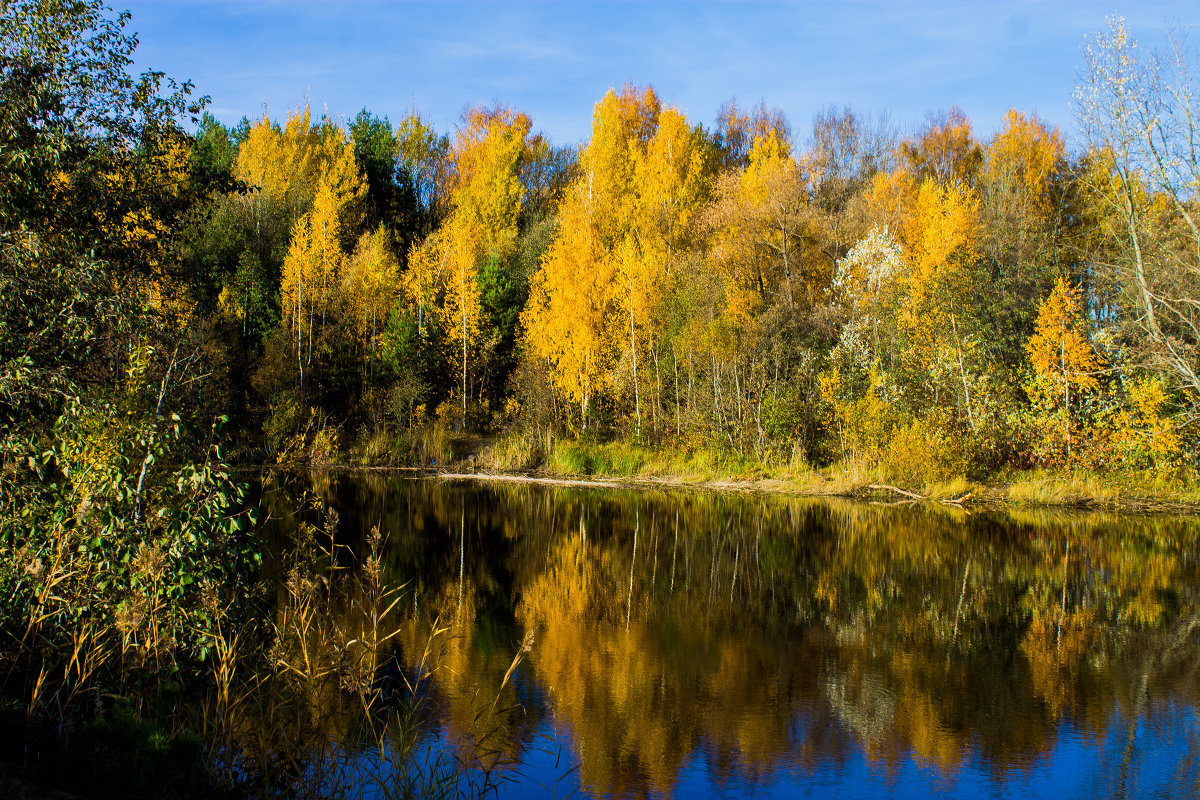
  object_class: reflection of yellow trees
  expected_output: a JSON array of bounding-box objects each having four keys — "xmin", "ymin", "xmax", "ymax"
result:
[
  {"xmin": 889, "ymin": 657, "xmax": 963, "ymax": 769},
  {"xmin": 265, "ymin": 477, "xmax": 1200, "ymax": 798},
  {"xmin": 537, "ymin": 623, "xmax": 691, "ymax": 796},
  {"xmin": 392, "ymin": 597, "xmax": 539, "ymax": 775},
  {"xmin": 518, "ymin": 616, "xmax": 817, "ymax": 798},
  {"xmin": 1112, "ymin": 549, "xmax": 1177, "ymax": 628},
  {"xmin": 1022, "ymin": 608, "xmax": 1097, "ymax": 718},
  {"xmin": 520, "ymin": 536, "xmax": 618, "ymax": 625},
  {"xmin": 518, "ymin": 534, "xmax": 684, "ymax": 794},
  {"xmin": 395, "ymin": 565, "xmax": 534, "ymax": 771},
  {"xmin": 516, "ymin": 525, "xmax": 821, "ymax": 796},
  {"xmin": 808, "ymin": 500, "xmax": 1200, "ymax": 774}
]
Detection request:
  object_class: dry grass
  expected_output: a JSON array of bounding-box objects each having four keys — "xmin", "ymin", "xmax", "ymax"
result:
[
  {"xmin": 1001, "ymin": 468, "xmax": 1200, "ymax": 508},
  {"xmin": 397, "ymin": 425, "xmax": 454, "ymax": 467},
  {"xmin": 478, "ymin": 428, "xmax": 554, "ymax": 471},
  {"xmin": 1005, "ymin": 472, "xmax": 1121, "ymax": 506},
  {"xmin": 924, "ymin": 476, "xmax": 979, "ymax": 501},
  {"xmin": 354, "ymin": 430, "xmax": 395, "ymax": 465},
  {"xmin": 420, "ymin": 428, "xmax": 1200, "ymax": 512}
]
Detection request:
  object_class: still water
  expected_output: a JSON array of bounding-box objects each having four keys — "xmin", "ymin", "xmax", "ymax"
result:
[{"xmin": 260, "ymin": 473, "xmax": 1200, "ymax": 799}]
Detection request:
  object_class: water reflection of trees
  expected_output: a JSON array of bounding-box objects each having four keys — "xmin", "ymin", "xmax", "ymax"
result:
[{"xmin": 271, "ymin": 474, "xmax": 1200, "ymax": 797}]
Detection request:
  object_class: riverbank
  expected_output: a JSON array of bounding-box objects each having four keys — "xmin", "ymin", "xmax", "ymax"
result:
[
  {"xmin": 269, "ymin": 430, "xmax": 1200, "ymax": 512},
  {"xmin": 269, "ymin": 456, "xmax": 1200, "ymax": 514},
  {"xmin": 433, "ymin": 469, "xmax": 1200, "ymax": 513}
]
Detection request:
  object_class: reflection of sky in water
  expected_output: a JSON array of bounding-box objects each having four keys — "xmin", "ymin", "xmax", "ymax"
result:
[
  {"xmin": 350, "ymin": 676, "xmax": 1200, "ymax": 799},
  {"xmin": 553, "ymin": 702, "xmax": 1195, "ymax": 798},
  {"xmin": 273, "ymin": 476, "xmax": 1200, "ymax": 800}
]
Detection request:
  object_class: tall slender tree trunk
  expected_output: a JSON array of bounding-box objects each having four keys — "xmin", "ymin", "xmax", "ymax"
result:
[
  {"xmin": 462, "ymin": 263, "xmax": 468, "ymax": 429},
  {"xmin": 626, "ymin": 508, "xmax": 639, "ymax": 631},
  {"xmin": 457, "ymin": 506, "xmax": 465, "ymax": 618},
  {"xmin": 672, "ymin": 348, "xmax": 681, "ymax": 434},
  {"xmin": 951, "ymin": 314, "xmax": 976, "ymax": 433},
  {"xmin": 733, "ymin": 363, "xmax": 743, "ymax": 425},
  {"xmin": 1120, "ymin": 171, "xmax": 1160, "ymax": 339},
  {"xmin": 1063, "ymin": 335, "xmax": 1071, "ymax": 461},
  {"xmin": 670, "ymin": 512, "xmax": 678, "ymax": 593},
  {"xmin": 778, "ymin": 222, "xmax": 796, "ymax": 313},
  {"xmin": 652, "ymin": 336, "xmax": 662, "ymax": 437},
  {"xmin": 630, "ymin": 277, "xmax": 641, "ymax": 441},
  {"xmin": 297, "ymin": 260, "xmax": 304, "ymax": 385},
  {"xmin": 320, "ymin": 221, "xmax": 328, "ymax": 341},
  {"xmin": 687, "ymin": 348, "xmax": 694, "ymax": 419}
]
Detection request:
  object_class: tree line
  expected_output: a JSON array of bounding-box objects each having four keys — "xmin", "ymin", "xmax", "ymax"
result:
[
  {"xmin": 163, "ymin": 19, "xmax": 1196, "ymax": 482},
  {"xmin": 5, "ymin": 4, "xmax": 1199, "ymax": 499}
]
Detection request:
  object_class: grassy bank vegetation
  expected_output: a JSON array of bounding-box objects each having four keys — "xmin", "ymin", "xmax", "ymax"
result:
[
  {"xmin": 469, "ymin": 429, "xmax": 1200, "ymax": 510},
  {"xmin": 0, "ymin": 3, "xmax": 516, "ymax": 795},
  {"xmin": 260, "ymin": 411, "xmax": 1200, "ymax": 511}
]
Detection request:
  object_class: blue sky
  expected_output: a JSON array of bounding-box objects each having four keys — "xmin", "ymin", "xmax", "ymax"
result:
[{"xmin": 120, "ymin": 1, "xmax": 1195, "ymax": 147}]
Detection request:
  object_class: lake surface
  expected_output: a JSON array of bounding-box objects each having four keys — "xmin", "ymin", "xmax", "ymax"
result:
[{"xmin": 259, "ymin": 473, "xmax": 1200, "ymax": 799}]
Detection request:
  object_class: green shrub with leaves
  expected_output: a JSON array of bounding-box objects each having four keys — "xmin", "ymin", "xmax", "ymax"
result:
[
  {"xmin": 3, "ymin": 390, "xmax": 258, "ymax": 708},
  {"xmin": 0, "ymin": 0, "xmax": 259, "ymax": 720}
]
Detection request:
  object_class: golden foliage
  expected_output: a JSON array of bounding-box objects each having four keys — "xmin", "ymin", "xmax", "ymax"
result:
[
  {"xmin": 900, "ymin": 106, "xmax": 982, "ymax": 190},
  {"xmin": 342, "ymin": 225, "xmax": 400, "ymax": 350},
  {"xmin": 864, "ymin": 164, "xmax": 979, "ymax": 387},
  {"xmin": 523, "ymin": 196, "xmax": 611, "ymax": 416},
  {"xmin": 707, "ymin": 128, "xmax": 814, "ymax": 322},
  {"xmin": 1025, "ymin": 277, "xmax": 1104, "ymax": 461},
  {"xmin": 523, "ymin": 85, "xmax": 710, "ymax": 426},
  {"xmin": 983, "ymin": 109, "xmax": 1065, "ymax": 221},
  {"xmin": 884, "ymin": 416, "xmax": 968, "ymax": 488}
]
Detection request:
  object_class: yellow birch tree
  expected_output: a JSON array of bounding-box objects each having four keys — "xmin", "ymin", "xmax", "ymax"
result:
[
  {"xmin": 1025, "ymin": 277, "xmax": 1103, "ymax": 460},
  {"xmin": 402, "ymin": 106, "xmax": 531, "ymax": 425},
  {"xmin": 524, "ymin": 85, "xmax": 709, "ymax": 434},
  {"xmin": 707, "ymin": 128, "xmax": 811, "ymax": 322},
  {"xmin": 277, "ymin": 125, "xmax": 366, "ymax": 380},
  {"xmin": 343, "ymin": 225, "xmax": 400, "ymax": 357}
]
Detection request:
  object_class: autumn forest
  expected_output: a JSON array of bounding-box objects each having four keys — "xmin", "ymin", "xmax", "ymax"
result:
[
  {"xmin": 5, "ymin": 8, "xmax": 1199, "ymax": 491},
  {"xmin": 143, "ymin": 22, "xmax": 1192, "ymax": 493}
]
